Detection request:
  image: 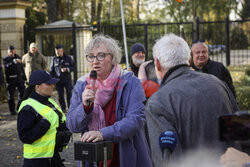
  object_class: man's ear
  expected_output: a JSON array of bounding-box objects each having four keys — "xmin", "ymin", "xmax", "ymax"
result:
[{"xmin": 155, "ymin": 58, "xmax": 161, "ymax": 72}]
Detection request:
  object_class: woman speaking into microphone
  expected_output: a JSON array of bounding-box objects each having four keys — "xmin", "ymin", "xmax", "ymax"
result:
[{"xmin": 66, "ymin": 34, "xmax": 152, "ymax": 167}]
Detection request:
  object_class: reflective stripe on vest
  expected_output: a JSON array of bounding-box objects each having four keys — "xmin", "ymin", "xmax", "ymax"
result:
[{"xmin": 18, "ymin": 98, "xmax": 65, "ymax": 159}]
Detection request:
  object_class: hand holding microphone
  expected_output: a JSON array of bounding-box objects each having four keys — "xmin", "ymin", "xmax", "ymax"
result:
[
  {"xmin": 82, "ymin": 70, "xmax": 97, "ymax": 106},
  {"xmin": 159, "ymin": 131, "xmax": 178, "ymax": 166}
]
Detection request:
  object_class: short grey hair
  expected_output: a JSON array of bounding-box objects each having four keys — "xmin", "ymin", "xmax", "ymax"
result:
[
  {"xmin": 191, "ymin": 42, "xmax": 209, "ymax": 54},
  {"xmin": 153, "ymin": 33, "xmax": 191, "ymax": 71},
  {"xmin": 84, "ymin": 34, "xmax": 122, "ymax": 65}
]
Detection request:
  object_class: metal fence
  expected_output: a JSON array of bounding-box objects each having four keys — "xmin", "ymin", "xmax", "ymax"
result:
[
  {"xmin": 197, "ymin": 17, "xmax": 250, "ymax": 66},
  {"xmin": 99, "ymin": 16, "xmax": 250, "ymax": 66},
  {"xmin": 31, "ymin": 24, "xmax": 93, "ymax": 83},
  {"xmin": 99, "ymin": 22, "xmax": 193, "ymax": 62},
  {"xmin": 27, "ymin": 17, "xmax": 250, "ymax": 80}
]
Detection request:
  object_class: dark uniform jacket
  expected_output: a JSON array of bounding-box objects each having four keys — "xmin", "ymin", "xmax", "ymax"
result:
[
  {"xmin": 18, "ymin": 91, "xmax": 71, "ymax": 167},
  {"xmin": 3, "ymin": 54, "xmax": 26, "ymax": 84},
  {"xmin": 0, "ymin": 65, "xmax": 4, "ymax": 85},
  {"xmin": 129, "ymin": 62, "xmax": 139, "ymax": 77},
  {"xmin": 191, "ymin": 59, "xmax": 236, "ymax": 97},
  {"xmin": 17, "ymin": 91, "xmax": 51, "ymax": 144},
  {"xmin": 50, "ymin": 54, "xmax": 75, "ymax": 82}
]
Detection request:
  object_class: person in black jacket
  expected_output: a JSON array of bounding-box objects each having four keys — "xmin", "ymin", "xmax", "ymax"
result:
[
  {"xmin": 190, "ymin": 41, "xmax": 236, "ymax": 97},
  {"xmin": 3, "ymin": 45, "xmax": 26, "ymax": 115},
  {"xmin": 128, "ymin": 43, "xmax": 146, "ymax": 77},
  {"xmin": 50, "ymin": 44, "xmax": 75, "ymax": 112},
  {"xmin": 0, "ymin": 64, "xmax": 4, "ymax": 85}
]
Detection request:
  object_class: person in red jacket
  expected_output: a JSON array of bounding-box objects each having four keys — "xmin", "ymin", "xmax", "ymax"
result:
[{"xmin": 138, "ymin": 60, "xmax": 160, "ymax": 99}]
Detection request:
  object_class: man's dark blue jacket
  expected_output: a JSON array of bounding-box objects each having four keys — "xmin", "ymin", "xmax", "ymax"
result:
[
  {"xmin": 50, "ymin": 54, "xmax": 75, "ymax": 82},
  {"xmin": 3, "ymin": 54, "xmax": 26, "ymax": 84}
]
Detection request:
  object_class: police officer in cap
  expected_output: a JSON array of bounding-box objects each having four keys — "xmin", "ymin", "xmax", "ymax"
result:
[
  {"xmin": 3, "ymin": 45, "xmax": 26, "ymax": 115},
  {"xmin": 50, "ymin": 44, "xmax": 75, "ymax": 112},
  {"xmin": 17, "ymin": 70, "xmax": 71, "ymax": 167}
]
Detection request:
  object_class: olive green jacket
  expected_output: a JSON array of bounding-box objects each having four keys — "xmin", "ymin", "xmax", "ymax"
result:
[{"xmin": 22, "ymin": 52, "xmax": 46, "ymax": 81}]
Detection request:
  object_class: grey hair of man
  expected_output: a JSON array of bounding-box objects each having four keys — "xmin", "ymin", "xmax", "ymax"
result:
[
  {"xmin": 153, "ymin": 33, "xmax": 191, "ymax": 71},
  {"xmin": 191, "ymin": 42, "xmax": 209, "ymax": 54},
  {"xmin": 84, "ymin": 34, "xmax": 122, "ymax": 65}
]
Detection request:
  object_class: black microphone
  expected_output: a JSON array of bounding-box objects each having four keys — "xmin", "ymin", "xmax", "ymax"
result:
[
  {"xmin": 159, "ymin": 131, "xmax": 178, "ymax": 165},
  {"xmin": 87, "ymin": 70, "xmax": 97, "ymax": 106}
]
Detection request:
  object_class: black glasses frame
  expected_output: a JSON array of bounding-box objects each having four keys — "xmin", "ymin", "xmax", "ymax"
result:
[{"xmin": 86, "ymin": 52, "xmax": 111, "ymax": 62}]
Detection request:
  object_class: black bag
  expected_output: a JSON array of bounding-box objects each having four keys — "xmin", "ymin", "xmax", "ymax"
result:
[
  {"xmin": 56, "ymin": 122, "xmax": 72, "ymax": 152},
  {"xmin": 48, "ymin": 103, "xmax": 72, "ymax": 151}
]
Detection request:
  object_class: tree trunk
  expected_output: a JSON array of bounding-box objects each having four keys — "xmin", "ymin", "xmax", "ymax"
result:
[
  {"xmin": 137, "ymin": 0, "xmax": 140, "ymax": 21},
  {"xmin": 45, "ymin": 0, "xmax": 58, "ymax": 23},
  {"xmin": 107, "ymin": 0, "xmax": 112, "ymax": 22},
  {"xmin": 57, "ymin": 0, "xmax": 64, "ymax": 20},
  {"xmin": 91, "ymin": 0, "xmax": 96, "ymax": 23},
  {"xmin": 97, "ymin": 0, "xmax": 103, "ymax": 21}
]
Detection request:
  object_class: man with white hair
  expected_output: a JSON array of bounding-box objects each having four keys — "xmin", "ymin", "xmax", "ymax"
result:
[
  {"xmin": 190, "ymin": 41, "xmax": 235, "ymax": 97},
  {"xmin": 146, "ymin": 34, "xmax": 239, "ymax": 167},
  {"xmin": 22, "ymin": 42, "xmax": 47, "ymax": 82}
]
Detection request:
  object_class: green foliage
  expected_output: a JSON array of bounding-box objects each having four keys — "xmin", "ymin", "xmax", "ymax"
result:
[
  {"xmin": 25, "ymin": 0, "xmax": 241, "ymax": 28},
  {"xmin": 240, "ymin": 0, "xmax": 250, "ymax": 20},
  {"xmin": 25, "ymin": 7, "xmax": 46, "ymax": 42},
  {"xmin": 236, "ymin": 86, "xmax": 250, "ymax": 110},
  {"xmin": 140, "ymin": 0, "xmax": 238, "ymax": 23},
  {"xmin": 231, "ymin": 65, "xmax": 250, "ymax": 110},
  {"xmin": 100, "ymin": 22, "xmax": 193, "ymax": 63},
  {"xmin": 202, "ymin": 22, "xmax": 226, "ymax": 44},
  {"xmin": 39, "ymin": 31, "xmax": 73, "ymax": 56},
  {"xmin": 240, "ymin": 76, "xmax": 250, "ymax": 86},
  {"xmin": 230, "ymin": 26, "xmax": 249, "ymax": 49},
  {"xmin": 237, "ymin": 66, "xmax": 250, "ymax": 87},
  {"xmin": 245, "ymin": 66, "xmax": 250, "ymax": 76}
]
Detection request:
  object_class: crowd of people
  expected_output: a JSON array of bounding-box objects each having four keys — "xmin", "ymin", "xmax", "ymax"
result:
[
  {"xmin": 0, "ymin": 33, "xmax": 249, "ymax": 167},
  {"xmin": 0, "ymin": 43, "xmax": 74, "ymax": 115}
]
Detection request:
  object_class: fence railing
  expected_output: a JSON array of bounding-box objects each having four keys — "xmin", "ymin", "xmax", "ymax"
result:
[
  {"xmin": 99, "ymin": 16, "xmax": 250, "ymax": 66},
  {"xmin": 26, "ymin": 17, "xmax": 250, "ymax": 80}
]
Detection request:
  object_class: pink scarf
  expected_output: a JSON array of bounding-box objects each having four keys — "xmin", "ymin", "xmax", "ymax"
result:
[{"xmin": 87, "ymin": 64, "xmax": 121, "ymax": 130}]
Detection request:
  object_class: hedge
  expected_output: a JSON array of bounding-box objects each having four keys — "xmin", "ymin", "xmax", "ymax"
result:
[{"xmin": 236, "ymin": 86, "xmax": 250, "ymax": 110}]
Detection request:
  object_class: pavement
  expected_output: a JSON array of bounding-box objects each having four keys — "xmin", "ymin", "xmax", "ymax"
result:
[{"xmin": 0, "ymin": 94, "xmax": 82, "ymax": 167}]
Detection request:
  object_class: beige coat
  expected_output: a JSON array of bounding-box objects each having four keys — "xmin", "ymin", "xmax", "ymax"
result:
[{"xmin": 22, "ymin": 52, "xmax": 46, "ymax": 82}]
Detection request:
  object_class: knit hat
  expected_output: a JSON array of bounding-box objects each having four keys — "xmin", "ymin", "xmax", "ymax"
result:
[{"xmin": 130, "ymin": 43, "xmax": 145, "ymax": 56}]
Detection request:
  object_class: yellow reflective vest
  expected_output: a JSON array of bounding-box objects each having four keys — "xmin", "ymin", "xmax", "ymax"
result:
[{"xmin": 18, "ymin": 98, "xmax": 66, "ymax": 159}]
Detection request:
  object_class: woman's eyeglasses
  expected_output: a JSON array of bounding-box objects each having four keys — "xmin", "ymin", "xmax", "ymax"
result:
[
  {"xmin": 86, "ymin": 52, "xmax": 111, "ymax": 62},
  {"xmin": 192, "ymin": 39, "xmax": 205, "ymax": 44}
]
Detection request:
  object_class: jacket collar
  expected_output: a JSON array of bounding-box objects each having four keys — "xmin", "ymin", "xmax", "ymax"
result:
[
  {"xmin": 79, "ymin": 69, "xmax": 132, "ymax": 121},
  {"xmin": 115, "ymin": 69, "xmax": 130, "ymax": 106},
  {"xmin": 30, "ymin": 91, "xmax": 50, "ymax": 105},
  {"xmin": 161, "ymin": 64, "xmax": 190, "ymax": 87},
  {"xmin": 28, "ymin": 52, "xmax": 39, "ymax": 57},
  {"xmin": 56, "ymin": 54, "xmax": 66, "ymax": 59},
  {"xmin": 130, "ymin": 62, "xmax": 139, "ymax": 76}
]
